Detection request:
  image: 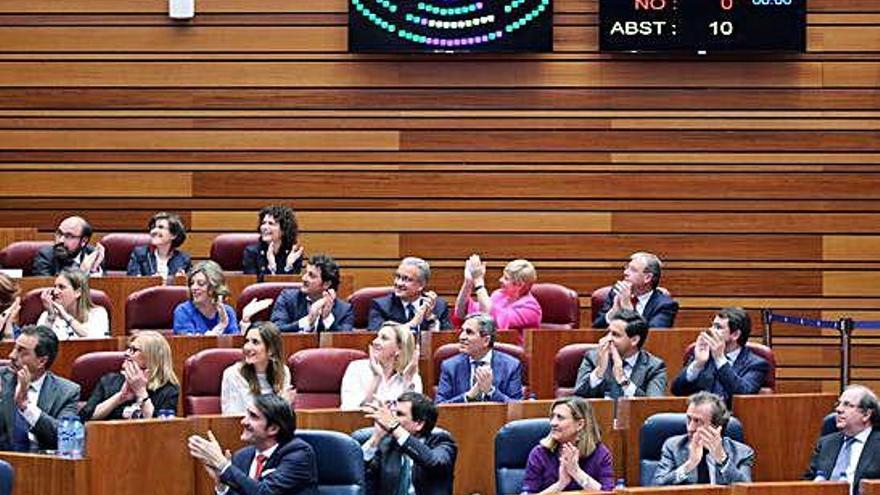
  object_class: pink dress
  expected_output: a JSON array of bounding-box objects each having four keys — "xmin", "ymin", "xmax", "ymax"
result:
[{"xmin": 468, "ymin": 289, "xmax": 543, "ymax": 345}]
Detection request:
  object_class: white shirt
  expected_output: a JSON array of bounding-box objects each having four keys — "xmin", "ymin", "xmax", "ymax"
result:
[
  {"xmin": 686, "ymin": 347, "xmax": 741, "ymax": 382},
  {"xmin": 843, "ymin": 426, "xmax": 873, "ymax": 489},
  {"xmin": 216, "ymin": 443, "xmax": 279, "ymax": 495},
  {"xmin": 589, "ymin": 351, "xmax": 639, "ymax": 397},
  {"xmin": 20, "ymin": 373, "xmax": 48, "ymax": 448},
  {"xmin": 673, "ymin": 447, "xmax": 728, "ymax": 484},
  {"xmin": 295, "ymin": 296, "xmax": 336, "ymax": 333},
  {"xmin": 340, "ymin": 359, "xmax": 422, "ymax": 411},
  {"xmin": 220, "ymin": 362, "xmax": 291, "ymax": 416},
  {"xmin": 36, "ymin": 306, "xmax": 109, "ymax": 341},
  {"xmin": 605, "ymin": 290, "xmax": 654, "ymax": 325}
]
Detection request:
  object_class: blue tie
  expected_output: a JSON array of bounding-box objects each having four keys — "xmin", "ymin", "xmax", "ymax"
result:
[
  {"xmin": 832, "ymin": 436, "xmax": 857, "ymax": 481},
  {"xmin": 12, "ymin": 408, "xmax": 30, "ymax": 452},
  {"xmin": 397, "ymin": 455, "xmax": 412, "ymax": 495}
]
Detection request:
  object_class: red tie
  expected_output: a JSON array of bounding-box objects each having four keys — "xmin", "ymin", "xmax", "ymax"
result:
[
  {"xmin": 253, "ymin": 454, "xmax": 267, "ymax": 479},
  {"xmin": 630, "ymin": 295, "xmax": 639, "ymax": 309}
]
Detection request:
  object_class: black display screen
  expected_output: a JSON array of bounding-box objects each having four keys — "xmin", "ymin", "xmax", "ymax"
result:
[
  {"xmin": 599, "ymin": 0, "xmax": 806, "ymax": 52},
  {"xmin": 349, "ymin": 0, "xmax": 553, "ymax": 53}
]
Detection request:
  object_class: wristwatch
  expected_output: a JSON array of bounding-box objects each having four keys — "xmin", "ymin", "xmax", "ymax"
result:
[{"xmin": 618, "ymin": 378, "xmax": 631, "ymax": 388}]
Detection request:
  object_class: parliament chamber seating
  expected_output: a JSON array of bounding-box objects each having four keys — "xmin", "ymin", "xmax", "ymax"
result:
[
  {"xmin": 683, "ymin": 342, "xmax": 778, "ymax": 393},
  {"xmin": 639, "ymin": 412, "xmax": 745, "ymax": 486},
  {"xmin": 494, "ymin": 418, "xmax": 551, "ymax": 495},
  {"xmin": 590, "ymin": 286, "xmax": 672, "ymax": 326},
  {"xmin": 553, "ymin": 342, "xmax": 599, "ymax": 397},
  {"xmin": 347, "ymin": 286, "xmax": 392, "ymax": 330},
  {"xmin": 288, "ymin": 347, "xmax": 367, "ymax": 409},
  {"xmin": 71, "ymin": 351, "xmax": 126, "ymax": 401},
  {"xmin": 0, "ymin": 241, "xmax": 52, "ymax": 276},
  {"xmin": 821, "ymin": 412, "xmax": 838, "ymax": 436},
  {"xmin": 529, "ymin": 282, "xmax": 580, "ymax": 329},
  {"xmin": 297, "ymin": 430, "xmax": 365, "ymax": 495},
  {"xmin": 182, "ymin": 347, "xmax": 243, "ymax": 415},
  {"xmin": 99, "ymin": 233, "xmax": 151, "ymax": 274},
  {"xmin": 234, "ymin": 281, "xmax": 301, "ymax": 322},
  {"xmin": 19, "ymin": 287, "xmax": 113, "ymax": 330},
  {"xmin": 124, "ymin": 285, "xmax": 188, "ymax": 335},
  {"xmin": 209, "ymin": 233, "xmax": 259, "ymax": 272},
  {"xmin": 431, "ymin": 342, "xmax": 528, "ymax": 397},
  {"xmin": 0, "ymin": 459, "xmax": 12, "ymax": 495}
]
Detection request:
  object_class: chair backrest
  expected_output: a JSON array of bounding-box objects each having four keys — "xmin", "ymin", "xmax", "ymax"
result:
[
  {"xmin": 0, "ymin": 241, "xmax": 52, "ymax": 276},
  {"xmin": 297, "ymin": 430, "xmax": 365, "ymax": 495},
  {"xmin": 530, "ymin": 283, "xmax": 579, "ymax": 329},
  {"xmin": 431, "ymin": 342, "xmax": 528, "ymax": 396},
  {"xmin": 210, "ymin": 233, "xmax": 259, "ymax": 271},
  {"xmin": 0, "ymin": 459, "xmax": 13, "ymax": 495},
  {"xmin": 19, "ymin": 287, "xmax": 113, "ymax": 331},
  {"xmin": 71, "ymin": 351, "xmax": 126, "ymax": 401},
  {"xmin": 183, "ymin": 348, "xmax": 243, "ymax": 415},
  {"xmin": 288, "ymin": 348, "xmax": 367, "ymax": 409},
  {"xmin": 125, "ymin": 285, "xmax": 189, "ymax": 334},
  {"xmin": 639, "ymin": 412, "xmax": 744, "ymax": 486},
  {"xmin": 494, "ymin": 418, "xmax": 551, "ymax": 495},
  {"xmin": 553, "ymin": 343, "xmax": 598, "ymax": 397},
  {"xmin": 235, "ymin": 282, "xmax": 302, "ymax": 322},
  {"xmin": 821, "ymin": 412, "xmax": 838, "ymax": 437},
  {"xmin": 682, "ymin": 342, "xmax": 776, "ymax": 392},
  {"xmin": 590, "ymin": 285, "xmax": 671, "ymax": 327},
  {"xmin": 347, "ymin": 286, "xmax": 393, "ymax": 329},
  {"xmin": 100, "ymin": 233, "xmax": 151, "ymax": 273}
]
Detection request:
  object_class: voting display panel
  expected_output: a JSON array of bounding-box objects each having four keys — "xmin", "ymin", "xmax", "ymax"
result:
[{"xmin": 599, "ymin": 0, "xmax": 806, "ymax": 52}]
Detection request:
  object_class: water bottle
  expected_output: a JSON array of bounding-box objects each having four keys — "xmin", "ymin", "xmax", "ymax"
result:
[
  {"xmin": 69, "ymin": 417, "xmax": 85, "ymax": 459},
  {"xmin": 56, "ymin": 415, "xmax": 73, "ymax": 457},
  {"xmin": 615, "ymin": 478, "xmax": 626, "ymax": 489},
  {"xmin": 528, "ymin": 393, "xmax": 537, "ymax": 401},
  {"xmin": 814, "ymin": 470, "xmax": 828, "ymax": 482},
  {"xmin": 157, "ymin": 409, "xmax": 176, "ymax": 419}
]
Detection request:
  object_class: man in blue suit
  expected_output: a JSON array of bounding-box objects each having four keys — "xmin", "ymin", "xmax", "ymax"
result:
[
  {"xmin": 188, "ymin": 394, "xmax": 318, "ymax": 495},
  {"xmin": 435, "ymin": 312, "xmax": 523, "ymax": 403},
  {"xmin": 368, "ymin": 257, "xmax": 452, "ymax": 332},
  {"xmin": 671, "ymin": 307, "xmax": 769, "ymax": 405},
  {"xmin": 270, "ymin": 254, "xmax": 353, "ymax": 332},
  {"xmin": 593, "ymin": 251, "xmax": 679, "ymax": 329}
]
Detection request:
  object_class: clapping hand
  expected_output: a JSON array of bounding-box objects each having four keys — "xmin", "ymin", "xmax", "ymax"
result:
[
  {"xmin": 81, "ymin": 243, "xmax": 105, "ymax": 273},
  {"xmin": 188, "ymin": 430, "xmax": 231, "ymax": 482},
  {"xmin": 465, "ymin": 254, "xmax": 486, "ymax": 283},
  {"xmin": 242, "ymin": 297, "xmax": 273, "ymax": 323},
  {"xmin": 402, "ymin": 344, "xmax": 420, "ymax": 383},
  {"xmin": 285, "ymin": 244, "xmax": 304, "ymax": 272}
]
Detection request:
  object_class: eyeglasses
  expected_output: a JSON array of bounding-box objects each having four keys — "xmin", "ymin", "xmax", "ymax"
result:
[
  {"xmin": 394, "ymin": 272, "xmax": 416, "ymax": 283},
  {"xmin": 54, "ymin": 229, "xmax": 82, "ymax": 241},
  {"xmin": 126, "ymin": 345, "xmax": 143, "ymax": 354}
]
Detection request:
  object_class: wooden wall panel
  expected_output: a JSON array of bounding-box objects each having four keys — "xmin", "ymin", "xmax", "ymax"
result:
[{"xmin": 1, "ymin": 0, "xmax": 879, "ymax": 394}]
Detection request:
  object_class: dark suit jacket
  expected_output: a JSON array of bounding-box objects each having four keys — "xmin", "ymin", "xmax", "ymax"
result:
[
  {"xmin": 593, "ymin": 289, "xmax": 679, "ymax": 329},
  {"xmin": 219, "ymin": 437, "xmax": 318, "ymax": 495},
  {"xmin": 804, "ymin": 428, "xmax": 880, "ymax": 489},
  {"xmin": 242, "ymin": 242, "xmax": 303, "ymax": 276},
  {"xmin": 126, "ymin": 245, "xmax": 192, "ymax": 277},
  {"xmin": 367, "ymin": 294, "xmax": 452, "ymax": 332},
  {"xmin": 31, "ymin": 245, "xmax": 100, "ymax": 277},
  {"xmin": 573, "ymin": 348, "xmax": 667, "ymax": 398},
  {"xmin": 435, "ymin": 350, "xmax": 523, "ymax": 404},
  {"xmin": 366, "ymin": 429, "xmax": 457, "ymax": 495},
  {"xmin": 670, "ymin": 346, "xmax": 769, "ymax": 404},
  {"xmin": 653, "ymin": 434, "xmax": 754, "ymax": 485},
  {"xmin": 0, "ymin": 369, "xmax": 80, "ymax": 451},
  {"xmin": 270, "ymin": 288, "xmax": 354, "ymax": 333}
]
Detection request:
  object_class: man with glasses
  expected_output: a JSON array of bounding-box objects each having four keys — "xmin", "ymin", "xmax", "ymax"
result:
[
  {"xmin": 32, "ymin": 216, "xmax": 104, "ymax": 277},
  {"xmin": 593, "ymin": 251, "xmax": 678, "ymax": 329},
  {"xmin": 368, "ymin": 257, "xmax": 452, "ymax": 332},
  {"xmin": 805, "ymin": 384, "xmax": 880, "ymax": 493},
  {"xmin": 0, "ymin": 325, "xmax": 80, "ymax": 451}
]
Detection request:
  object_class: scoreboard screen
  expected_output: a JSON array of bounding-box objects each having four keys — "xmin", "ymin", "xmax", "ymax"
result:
[
  {"xmin": 349, "ymin": 0, "xmax": 553, "ymax": 53},
  {"xmin": 599, "ymin": 0, "xmax": 806, "ymax": 52}
]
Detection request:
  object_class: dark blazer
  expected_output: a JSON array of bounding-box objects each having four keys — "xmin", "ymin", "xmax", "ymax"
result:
[
  {"xmin": 367, "ymin": 294, "xmax": 452, "ymax": 332},
  {"xmin": 0, "ymin": 369, "xmax": 80, "ymax": 451},
  {"xmin": 653, "ymin": 434, "xmax": 754, "ymax": 486},
  {"xmin": 219, "ymin": 437, "xmax": 318, "ymax": 495},
  {"xmin": 670, "ymin": 346, "xmax": 769, "ymax": 404},
  {"xmin": 31, "ymin": 245, "xmax": 100, "ymax": 277},
  {"xmin": 126, "ymin": 245, "xmax": 192, "ymax": 277},
  {"xmin": 805, "ymin": 428, "xmax": 880, "ymax": 488},
  {"xmin": 242, "ymin": 242, "xmax": 303, "ymax": 276},
  {"xmin": 435, "ymin": 350, "xmax": 523, "ymax": 404},
  {"xmin": 574, "ymin": 348, "xmax": 667, "ymax": 398},
  {"xmin": 270, "ymin": 288, "xmax": 354, "ymax": 333},
  {"xmin": 366, "ymin": 429, "xmax": 457, "ymax": 495},
  {"xmin": 593, "ymin": 289, "xmax": 679, "ymax": 329}
]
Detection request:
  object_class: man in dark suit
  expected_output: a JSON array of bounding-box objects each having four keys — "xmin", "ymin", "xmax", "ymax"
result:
[
  {"xmin": 368, "ymin": 257, "xmax": 452, "ymax": 332},
  {"xmin": 671, "ymin": 307, "xmax": 768, "ymax": 405},
  {"xmin": 189, "ymin": 394, "xmax": 318, "ymax": 495},
  {"xmin": 435, "ymin": 312, "xmax": 523, "ymax": 403},
  {"xmin": 805, "ymin": 384, "xmax": 880, "ymax": 494},
  {"xmin": 362, "ymin": 391, "xmax": 457, "ymax": 495},
  {"xmin": 653, "ymin": 392, "xmax": 754, "ymax": 486},
  {"xmin": 574, "ymin": 309, "xmax": 667, "ymax": 398},
  {"xmin": 32, "ymin": 216, "xmax": 104, "ymax": 277},
  {"xmin": 0, "ymin": 325, "xmax": 79, "ymax": 451},
  {"xmin": 593, "ymin": 251, "xmax": 678, "ymax": 329},
  {"xmin": 270, "ymin": 254, "xmax": 354, "ymax": 333}
]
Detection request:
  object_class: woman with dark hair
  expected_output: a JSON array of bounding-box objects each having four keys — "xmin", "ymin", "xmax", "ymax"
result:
[
  {"xmin": 37, "ymin": 268, "xmax": 109, "ymax": 340},
  {"xmin": 221, "ymin": 322, "xmax": 292, "ymax": 415},
  {"xmin": 242, "ymin": 205, "xmax": 304, "ymax": 276},
  {"xmin": 80, "ymin": 331, "xmax": 179, "ymax": 420},
  {"xmin": 521, "ymin": 396, "xmax": 614, "ymax": 493},
  {"xmin": 173, "ymin": 261, "xmax": 239, "ymax": 335},
  {"xmin": 127, "ymin": 211, "xmax": 192, "ymax": 280},
  {"xmin": 0, "ymin": 273, "xmax": 21, "ymax": 339}
]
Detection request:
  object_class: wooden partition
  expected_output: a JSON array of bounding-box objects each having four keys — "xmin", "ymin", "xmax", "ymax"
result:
[
  {"xmin": 619, "ymin": 396, "xmax": 690, "ymax": 486},
  {"xmin": 731, "ymin": 481, "xmax": 849, "ymax": 495},
  {"xmin": 0, "ymin": 338, "xmax": 122, "ymax": 382},
  {"xmin": 862, "ymin": 480, "xmax": 880, "ymax": 495},
  {"xmin": 616, "ymin": 487, "xmax": 728, "ymax": 495},
  {"xmin": 2, "ymin": 452, "xmax": 89, "ymax": 495}
]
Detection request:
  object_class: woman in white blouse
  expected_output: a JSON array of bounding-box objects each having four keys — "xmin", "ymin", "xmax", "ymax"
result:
[
  {"xmin": 221, "ymin": 321, "xmax": 292, "ymax": 415},
  {"xmin": 340, "ymin": 321, "xmax": 421, "ymax": 410},
  {"xmin": 37, "ymin": 268, "xmax": 108, "ymax": 340}
]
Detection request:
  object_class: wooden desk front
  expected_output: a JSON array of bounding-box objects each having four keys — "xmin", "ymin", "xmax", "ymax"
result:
[
  {"xmin": 731, "ymin": 481, "xmax": 849, "ymax": 495},
  {"xmin": 2, "ymin": 452, "xmax": 89, "ymax": 495}
]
